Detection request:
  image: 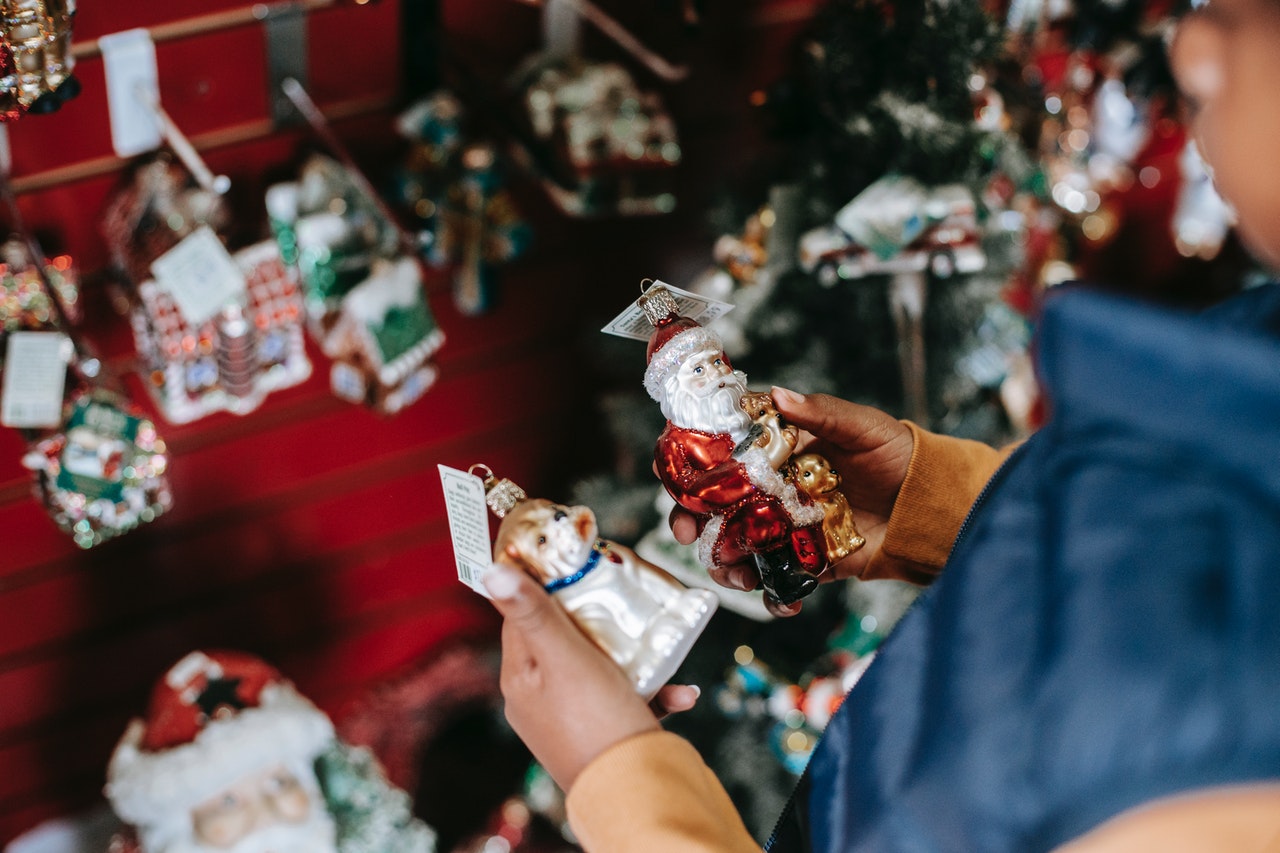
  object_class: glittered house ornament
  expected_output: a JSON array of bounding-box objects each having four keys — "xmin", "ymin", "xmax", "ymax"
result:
[
  {"xmin": 0, "ymin": 0, "xmax": 81, "ymax": 122},
  {"xmin": 0, "ymin": 236, "xmax": 80, "ymax": 332},
  {"xmin": 518, "ymin": 59, "xmax": 681, "ymax": 217},
  {"xmin": 129, "ymin": 240, "xmax": 312, "ymax": 424},
  {"xmin": 322, "ymin": 257, "xmax": 443, "ymax": 415},
  {"xmin": 101, "ymin": 155, "xmax": 231, "ymax": 287},
  {"xmin": 22, "ymin": 391, "xmax": 172, "ymax": 549},
  {"xmin": 268, "ymin": 154, "xmax": 445, "ymax": 415},
  {"xmin": 266, "ymin": 154, "xmax": 400, "ymax": 331}
]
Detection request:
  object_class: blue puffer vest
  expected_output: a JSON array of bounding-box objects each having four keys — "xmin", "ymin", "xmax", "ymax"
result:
[{"xmin": 768, "ymin": 284, "xmax": 1280, "ymax": 852}]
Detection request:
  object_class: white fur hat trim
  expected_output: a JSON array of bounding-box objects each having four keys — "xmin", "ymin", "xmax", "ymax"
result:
[{"xmin": 105, "ymin": 682, "xmax": 335, "ymax": 826}]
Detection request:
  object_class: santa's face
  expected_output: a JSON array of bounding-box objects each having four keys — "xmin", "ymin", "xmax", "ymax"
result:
[
  {"xmin": 663, "ymin": 348, "xmax": 752, "ymax": 438},
  {"xmin": 676, "ymin": 349, "xmax": 733, "ymax": 397},
  {"xmin": 166, "ymin": 764, "xmax": 336, "ymax": 853}
]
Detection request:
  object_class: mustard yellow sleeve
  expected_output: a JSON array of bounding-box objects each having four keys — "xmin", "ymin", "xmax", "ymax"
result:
[
  {"xmin": 862, "ymin": 421, "xmax": 1015, "ymax": 585},
  {"xmin": 565, "ymin": 730, "xmax": 762, "ymax": 852}
]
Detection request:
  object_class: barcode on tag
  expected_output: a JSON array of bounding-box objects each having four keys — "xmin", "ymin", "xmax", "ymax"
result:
[
  {"xmin": 600, "ymin": 280, "xmax": 735, "ymax": 341},
  {"xmin": 150, "ymin": 226, "xmax": 248, "ymax": 326},
  {"xmin": 438, "ymin": 464, "xmax": 495, "ymax": 597},
  {"xmin": 1, "ymin": 332, "xmax": 72, "ymax": 428}
]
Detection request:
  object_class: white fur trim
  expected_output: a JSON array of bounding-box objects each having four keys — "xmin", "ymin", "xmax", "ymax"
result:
[
  {"xmin": 642, "ymin": 327, "xmax": 723, "ymax": 402},
  {"xmin": 738, "ymin": 447, "xmax": 825, "ymax": 527},
  {"xmin": 105, "ymin": 683, "xmax": 335, "ymax": 826},
  {"xmin": 696, "ymin": 513, "xmax": 723, "ymax": 570}
]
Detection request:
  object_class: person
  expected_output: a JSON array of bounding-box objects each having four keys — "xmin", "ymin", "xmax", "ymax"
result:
[{"xmin": 481, "ymin": 2, "xmax": 1280, "ymax": 850}]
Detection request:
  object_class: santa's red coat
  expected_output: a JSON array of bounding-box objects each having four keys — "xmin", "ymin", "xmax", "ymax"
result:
[{"xmin": 654, "ymin": 423, "xmax": 824, "ymax": 570}]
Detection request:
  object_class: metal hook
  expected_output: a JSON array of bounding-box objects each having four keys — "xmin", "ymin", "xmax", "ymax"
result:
[{"xmin": 136, "ymin": 84, "xmax": 231, "ymax": 195}]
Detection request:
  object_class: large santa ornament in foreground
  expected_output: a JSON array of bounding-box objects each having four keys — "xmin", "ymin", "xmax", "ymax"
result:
[
  {"xmin": 638, "ymin": 284, "xmax": 850, "ymax": 606},
  {"xmin": 105, "ymin": 650, "xmax": 435, "ymax": 853}
]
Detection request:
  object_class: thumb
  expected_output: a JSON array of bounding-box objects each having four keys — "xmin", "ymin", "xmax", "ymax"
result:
[
  {"xmin": 482, "ymin": 561, "xmax": 577, "ymax": 652},
  {"xmin": 771, "ymin": 386, "xmax": 899, "ymax": 453}
]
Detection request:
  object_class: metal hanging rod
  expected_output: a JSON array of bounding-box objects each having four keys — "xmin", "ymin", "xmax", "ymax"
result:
[
  {"xmin": 11, "ymin": 91, "xmax": 396, "ymax": 195},
  {"xmin": 510, "ymin": 0, "xmax": 688, "ymax": 81},
  {"xmin": 71, "ymin": 0, "xmax": 372, "ymax": 61}
]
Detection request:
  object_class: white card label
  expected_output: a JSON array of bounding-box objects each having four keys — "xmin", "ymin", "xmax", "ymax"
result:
[
  {"xmin": 2, "ymin": 332, "xmax": 72, "ymax": 428},
  {"xmin": 600, "ymin": 280, "xmax": 735, "ymax": 341},
  {"xmin": 99, "ymin": 28, "xmax": 162, "ymax": 157},
  {"xmin": 150, "ymin": 226, "xmax": 247, "ymax": 326},
  {"xmin": 438, "ymin": 464, "xmax": 495, "ymax": 597}
]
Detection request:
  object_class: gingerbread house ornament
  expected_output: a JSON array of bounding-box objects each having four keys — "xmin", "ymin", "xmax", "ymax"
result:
[
  {"xmin": 130, "ymin": 240, "xmax": 311, "ymax": 424},
  {"xmin": 322, "ymin": 256, "xmax": 443, "ymax": 415}
]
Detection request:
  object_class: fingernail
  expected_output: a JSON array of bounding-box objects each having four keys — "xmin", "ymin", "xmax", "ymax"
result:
[
  {"xmin": 689, "ymin": 684, "xmax": 701, "ymax": 699},
  {"xmin": 482, "ymin": 563, "xmax": 521, "ymax": 600},
  {"xmin": 772, "ymin": 386, "xmax": 804, "ymax": 407}
]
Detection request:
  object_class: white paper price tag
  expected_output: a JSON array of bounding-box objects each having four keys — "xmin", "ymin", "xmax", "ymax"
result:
[
  {"xmin": 600, "ymin": 280, "xmax": 734, "ymax": 341},
  {"xmin": 1, "ymin": 332, "xmax": 72, "ymax": 428},
  {"xmin": 150, "ymin": 226, "xmax": 247, "ymax": 326},
  {"xmin": 100, "ymin": 28, "xmax": 162, "ymax": 157},
  {"xmin": 438, "ymin": 464, "xmax": 495, "ymax": 597}
]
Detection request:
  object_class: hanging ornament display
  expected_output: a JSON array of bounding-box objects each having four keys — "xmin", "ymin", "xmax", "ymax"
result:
[
  {"xmin": 268, "ymin": 154, "xmax": 405, "ymax": 325},
  {"xmin": 712, "ymin": 642, "xmax": 875, "ymax": 776},
  {"xmin": 516, "ymin": 59, "xmax": 681, "ymax": 217},
  {"xmin": 392, "ymin": 94, "xmax": 529, "ymax": 315},
  {"xmin": 0, "ymin": 235, "xmax": 80, "ymax": 332},
  {"xmin": 269, "ymin": 154, "xmax": 444, "ymax": 415},
  {"xmin": 128, "ymin": 238, "xmax": 312, "ymax": 424},
  {"xmin": 476, "ymin": 463, "xmax": 718, "ymax": 698},
  {"xmin": 21, "ymin": 391, "xmax": 171, "ymax": 549},
  {"xmin": 798, "ymin": 175, "xmax": 987, "ymax": 286},
  {"xmin": 431, "ymin": 143, "xmax": 530, "ymax": 316},
  {"xmin": 0, "ymin": 0, "xmax": 81, "ymax": 121},
  {"xmin": 392, "ymin": 90, "xmax": 466, "ymax": 237},
  {"xmin": 101, "ymin": 155, "xmax": 232, "ymax": 286},
  {"xmin": 321, "ymin": 256, "xmax": 443, "ymax": 415}
]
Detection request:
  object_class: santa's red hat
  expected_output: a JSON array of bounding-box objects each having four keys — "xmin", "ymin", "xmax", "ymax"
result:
[
  {"xmin": 638, "ymin": 285, "xmax": 727, "ymax": 403},
  {"xmin": 105, "ymin": 650, "xmax": 334, "ymax": 827}
]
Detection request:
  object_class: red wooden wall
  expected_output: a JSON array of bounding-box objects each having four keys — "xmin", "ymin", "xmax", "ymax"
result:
[{"xmin": 0, "ymin": 0, "xmax": 821, "ymax": 843}]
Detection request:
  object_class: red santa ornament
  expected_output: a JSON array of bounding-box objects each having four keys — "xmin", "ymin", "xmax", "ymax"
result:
[
  {"xmin": 639, "ymin": 284, "xmax": 826, "ymax": 606},
  {"xmin": 105, "ymin": 650, "xmax": 338, "ymax": 853}
]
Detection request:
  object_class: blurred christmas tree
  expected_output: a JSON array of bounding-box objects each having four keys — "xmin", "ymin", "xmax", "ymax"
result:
[{"xmin": 791, "ymin": 0, "xmax": 1004, "ymax": 212}]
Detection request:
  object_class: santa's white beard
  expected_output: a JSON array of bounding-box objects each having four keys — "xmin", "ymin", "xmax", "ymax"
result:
[
  {"xmin": 152, "ymin": 808, "xmax": 337, "ymax": 853},
  {"xmin": 664, "ymin": 371, "xmax": 752, "ymax": 440}
]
